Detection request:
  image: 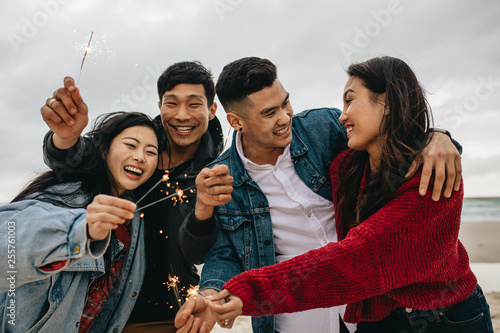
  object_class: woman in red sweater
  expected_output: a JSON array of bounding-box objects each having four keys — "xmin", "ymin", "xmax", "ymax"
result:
[{"xmin": 207, "ymin": 56, "xmax": 494, "ymax": 332}]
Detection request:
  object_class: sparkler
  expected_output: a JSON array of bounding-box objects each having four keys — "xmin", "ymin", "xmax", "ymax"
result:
[
  {"xmin": 222, "ymin": 127, "xmax": 233, "ymax": 151},
  {"xmin": 186, "ymin": 285, "xmax": 204, "ymax": 300},
  {"xmin": 168, "ymin": 265, "xmax": 183, "ymax": 308},
  {"xmin": 135, "ymin": 184, "xmax": 196, "ymax": 211},
  {"xmin": 76, "ymin": 31, "xmax": 94, "ymax": 84},
  {"xmin": 135, "ymin": 171, "xmax": 169, "ymax": 206}
]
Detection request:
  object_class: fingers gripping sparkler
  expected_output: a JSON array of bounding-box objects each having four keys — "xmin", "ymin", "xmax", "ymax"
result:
[{"xmin": 76, "ymin": 31, "xmax": 94, "ymax": 85}]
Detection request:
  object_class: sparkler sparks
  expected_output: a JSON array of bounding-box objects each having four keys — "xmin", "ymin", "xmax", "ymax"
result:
[
  {"xmin": 168, "ymin": 265, "xmax": 183, "ymax": 308},
  {"xmin": 167, "ymin": 275, "xmax": 183, "ymax": 308},
  {"xmin": 76, "ymin": 31, "xmax": 93, "ymax": 84},
  {"xmin": 135, "ymin": 184, "xmax": 196, "ymax": 211},
  {"xmin": 186, "ymin": 285, "xmax": 203, "ymax": 299},
  {"xmin": 135, "ymin": 171, "xmax": 170, "ymax": 206}
]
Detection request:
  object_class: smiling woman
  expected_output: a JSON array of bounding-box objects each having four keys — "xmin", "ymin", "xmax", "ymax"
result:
[
  {"xmin": 105, "ymin": 126, "xmax": 159, "ymax": 196},
  {"xmin": 0, "ymin": 112, "xmax": 161, "ymax": 332},
  {"xmin": 212, "ymin": 56, "xmax": 494, "ymax": 333}
]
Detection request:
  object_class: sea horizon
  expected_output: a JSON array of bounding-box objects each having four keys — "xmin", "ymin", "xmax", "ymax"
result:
[{"xmin": 2, "ymin": 197, "xmax": 499, "ymax": 223}]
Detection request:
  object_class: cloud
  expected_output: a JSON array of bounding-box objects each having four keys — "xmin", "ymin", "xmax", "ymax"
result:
[{"xmin": 1, "ymin": 0, "xmax": 499, "ymax": 200}]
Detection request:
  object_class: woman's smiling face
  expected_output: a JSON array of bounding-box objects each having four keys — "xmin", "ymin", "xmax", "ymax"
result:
[
  {"xmin": 105, "ymin": 125, "xmax": 159, "ymax": 196},
  {"xmin": 340, "ymin": 75, "xmax": 386, "ymax": 160}
]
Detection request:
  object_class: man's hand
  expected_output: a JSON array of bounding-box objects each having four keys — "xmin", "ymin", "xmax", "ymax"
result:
[
  {"xmin": 205, "ymin": 289, "xmax": 243, "ymax": 329},
  {"xmin": 175, "ymin": 289, "xmax": 218, "ymax": 333},
  {"xmin": 41, "ymin": 76, "xmax": 88, "ymax": 149},
  {"xmin": 194, "ymin": 165, "xmax": 233, "ymax": 221},
  {"xmin": 86, "ymin": 195, "xmax": 136, "ymax": 241},
  {"xmin": 406, "ymin": 132, "xmax": 462, "ymax": 201}
]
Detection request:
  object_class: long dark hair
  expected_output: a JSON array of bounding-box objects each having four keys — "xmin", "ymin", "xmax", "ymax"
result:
[
  {"xmin": 336, "ymin": 56, "xmax": 432, "ymax": 232},
  {"xmin": 12, "ymin": 112, "xmax": 160, "ymax": 205},
  {"xmin": 11, "ymin": 111, "xmax": 160, "ymax": 296}
]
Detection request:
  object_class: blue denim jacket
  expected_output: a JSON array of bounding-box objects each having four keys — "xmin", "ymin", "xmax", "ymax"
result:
[
  {"xmin": 200, "ymin": 108, "xmax": 347, "ymax": 333},
  {"xmin": 0, "ymin": 183, "xmax": 146, "ymax": 333}
]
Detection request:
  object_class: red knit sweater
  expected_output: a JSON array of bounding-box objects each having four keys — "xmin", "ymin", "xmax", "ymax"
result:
[{"xmin": 223, "ymin": 150, "xmax": 477, "ymax": 323}]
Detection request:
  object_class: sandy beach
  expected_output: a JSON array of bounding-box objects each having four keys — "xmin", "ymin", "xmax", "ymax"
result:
[
  {"xmin": 210, "ymin": 221, "xmax": 500, "ymax": 332},
  {"xmin": 460, "ymin": 222, "xmax": 500, "ymax": 332}
]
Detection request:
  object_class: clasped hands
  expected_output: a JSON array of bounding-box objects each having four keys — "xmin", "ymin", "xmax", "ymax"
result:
[{"xmin": 174, "ymin": 289, "xmax": 243, "ymax": 332}]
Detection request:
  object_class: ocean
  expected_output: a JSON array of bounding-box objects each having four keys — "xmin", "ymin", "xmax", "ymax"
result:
[
  {"xmin": 1, "ymin": 197, "xmax": 499, "ymax": 223},
  {"xmin": 462, "ymin": 197, "xmax": 500, "ymax": 223}
]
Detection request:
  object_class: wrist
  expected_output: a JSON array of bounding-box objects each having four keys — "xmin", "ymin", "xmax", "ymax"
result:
[
  {"xmin": 199, "ymin": 288, "xmax": 219, "ymax": 297},
  {"xmin": 52, "ymin": 133, "xmax": 80, "ymax": 150},
  {"xmin": 429, "ymin": 128, "xmax": 451, "ymax": 139},
  {"xmin": 194, "ymin": 201, "xmax": 215, "ymax": 222}
]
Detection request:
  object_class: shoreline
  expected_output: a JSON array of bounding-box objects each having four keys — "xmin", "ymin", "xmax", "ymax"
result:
[{"xmin": 459, "ymin": 221, "xmax": 500, "ymax": 263}]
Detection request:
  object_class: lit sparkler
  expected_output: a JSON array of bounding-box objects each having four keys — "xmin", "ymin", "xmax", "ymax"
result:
[
  {"xmin": 135, "ymin": 171, "xmax": 170, "ymax": 206},
  {"xmin": 76, "ymin": 31, "xmax": 93, "ymax": 85},
  {"xmin": 135, "ymin": 184, "xmax": 196, "ymax": 211},
  {"xmin": 186, "ymin": 285, "xmax": 203, "ymax": 299},
  {"xmin": 171, "ymin": 188, "xmax": 188, "ymax": 206},
  {"xmin": 168, "ymin": 265, "xmax": 183, "ymax": 308}
]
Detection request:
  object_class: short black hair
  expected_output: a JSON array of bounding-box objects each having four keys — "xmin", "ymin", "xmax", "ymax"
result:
[
  {"xmin": 157, "ymin": 61, "xmax": 215, "ymax": 106},
  {"xmin": 216, "ymin": 57, "xmax": 277, "ymax": 113}
]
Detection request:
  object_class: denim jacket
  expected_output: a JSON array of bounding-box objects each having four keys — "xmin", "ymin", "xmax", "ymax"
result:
[
  {"xmin": 199, "ymin": 108, "xmax": 347, "ymax": 333},
  {"xmin": 0, "ymin": 183, "xmax": 146, "ymax": 333}
]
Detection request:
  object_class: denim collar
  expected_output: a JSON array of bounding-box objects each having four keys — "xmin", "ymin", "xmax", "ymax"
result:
[{"xmin": 226, "ymin": 121, "xmax": 310, "ymax": 188}]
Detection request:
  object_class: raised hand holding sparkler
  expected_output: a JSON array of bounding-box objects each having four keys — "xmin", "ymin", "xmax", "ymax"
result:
[{"xmin": 41, "ymin": 76, "xmax": 89, "ymax": 150}]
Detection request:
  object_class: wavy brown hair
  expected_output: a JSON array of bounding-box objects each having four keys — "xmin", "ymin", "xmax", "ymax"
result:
[{"xmin": 336, "ymin": 56, "xmax": 433, "ymax": 233}]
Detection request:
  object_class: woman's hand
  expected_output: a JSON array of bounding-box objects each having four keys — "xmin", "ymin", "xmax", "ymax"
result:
[
  {"xmin": 41, "ymin": 76, "xmax": 89, "ymax": 149},
  {"xmin": 205, "ymin": 289, "xmax": 243, "ymax": 329},
  {"xmin": 86, "ymin": 194, "xmax": 136, "ymax": 241}
]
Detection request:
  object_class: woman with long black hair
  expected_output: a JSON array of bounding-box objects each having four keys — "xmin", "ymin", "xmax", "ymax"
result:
[
  {"xmin": 208, "ymin": 56, "xmax": 494, "ymax": 332},
  {"xmin": 0, "ymin": 111, "xmax": 160, "ymax": 332}
]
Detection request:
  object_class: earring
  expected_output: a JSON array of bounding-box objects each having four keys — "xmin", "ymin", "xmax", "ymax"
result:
[{"xmin": 239, "ymin": 128, "xmax": 242, "ymax": 131}]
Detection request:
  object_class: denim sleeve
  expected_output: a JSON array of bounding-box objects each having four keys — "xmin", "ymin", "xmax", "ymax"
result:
[
  {"xmin": 199, "ymin": 216, "xmax": 243, "ymax": 292},
  {"xmin": 0, "ymin": 200, "xmax": 109, "ymax": 292},
  {"xmin": 43, "ymin": 131, "xmax": 99, "ymax": 179}
]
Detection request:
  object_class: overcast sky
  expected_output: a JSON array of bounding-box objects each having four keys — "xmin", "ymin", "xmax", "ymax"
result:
[{"xmin": 1, "ymin": 0, "xmax": 499, "ymax": 202}]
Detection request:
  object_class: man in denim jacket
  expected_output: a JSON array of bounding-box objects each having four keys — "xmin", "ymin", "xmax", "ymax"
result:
[{"xmin": 176, "ymin": 57, "xmax": 462, "ymax": 333}]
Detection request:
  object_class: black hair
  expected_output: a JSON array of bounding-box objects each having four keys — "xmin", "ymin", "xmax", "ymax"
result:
[
  {"xmin": 12, "ymin": 111, "xmax": 160, "ymax": 296},
  {"xmin": 216, "ymin": 57, "xmax": 277, "ymax": 114},
  {"xmin": 12, "ymin": 111, "xmax": 160, "ymax": 205},
  {"xmin": 336, "ymin": 56, "xmax": 432, "ymax": 232},
  {"xmin": 157, "ymin": 61, "xmax": 215, "ymax": 106}
]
